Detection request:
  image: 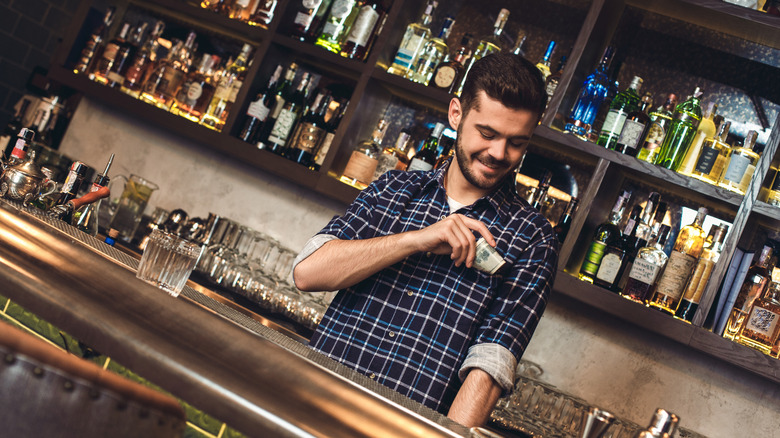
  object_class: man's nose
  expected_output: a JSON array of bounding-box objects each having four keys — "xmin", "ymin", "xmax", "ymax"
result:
[{"xmin": 487, "ymin": 140, "xmax": 507, "ymax": 161}]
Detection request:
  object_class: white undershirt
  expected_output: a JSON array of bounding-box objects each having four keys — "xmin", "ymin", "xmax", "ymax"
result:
[{"xmin": 448, "ymin": 196, "xmax": 468, "ymax": 213}]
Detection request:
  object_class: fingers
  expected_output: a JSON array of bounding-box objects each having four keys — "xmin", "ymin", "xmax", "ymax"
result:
[{"xmin": 443, "ymin": 215, "xmax": 495, "ymax": 268}]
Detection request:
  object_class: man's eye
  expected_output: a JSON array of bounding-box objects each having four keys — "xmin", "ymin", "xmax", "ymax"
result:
[{"xmin": 480, "ymin": 131, "xmax": 494, "ymax": 139}]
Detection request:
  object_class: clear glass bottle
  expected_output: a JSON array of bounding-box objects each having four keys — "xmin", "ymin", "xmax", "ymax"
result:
[
  {"xmin": 563, "ymin": 46, "xmax": 615, "ymax": 140},
  {"xmin": 654, "ymin": 88, "xmax": 703, "ymax": 170},
  {"xmin": 648, "ymin": 206, "xmax": 708, "ymax": 314},
  {"xmin": 386, "ymin": 0, "xmax": 437, "ymax": 77},
  {"xmin": 121, "ymin": 20, "xmax": 165, "ymax": 97},
  {"xmin": 636, "ymin": 93, "xmax": 678, "ymax": 163},
  {"xmin": 595, "ymin": 204, "xmax": 642, "ymax": 291},
  {"xmin": 340, "ymin": 0, "xmax": 386, "ymax": 61},
  {"xmin": 429, "ymin": 34, "xmax": 472, "ymax": 93},
  {"xmin": 535, "ymin": 40, "xmax": 556, "ymax": 82},
  {"xmin": 615, "ymin": 92, "xmax": 652, "ymax": 156},
  {"xmin": 597, "ymin": 76, "xmax": 643, "ymax": 150},
  {"xmin": 340, "ymin": 118, "xmax": 388, "ymax": 189},
  {"xmin": 674, "ymin": 224, "xmax": 728, "ymax": 322},
  {"xmin": 737, "ymin": 268, "xmax": 780, "ymax": 355},
  {"xmin": 407, "ymin": 122, "xmax": 445, "ymax": 172},
  {"xmin": 456, "ymin": 8, "xmax": 509, "ymax": 95},
  {"xmin": 690, "ymin": 120, "xmax": 731, "ymax": 184},
  {"xmin": 579, "ymin": 190, "xmax": 631, "ymax": 283},
  {"xmin": 723, "ymin": 244, "xmax": 774, "ymax": 340},
  {"xmin": 314, "ymin": 0, "xmax": 361, "ymax": 54},
  {"xmin": 374, "ymin": 128, "xmax": 413, "ymax": 179},
  {"xmin": 677, "ymin": 101, "xmax": 718, "ymax": 176},
  {"xmin": 617, "ymin": 197, "xmax": 665, "ymax": 292},
  {"xmin": 290, "ymin": 0, "xmax": 334, "ymax": 42},
  {"xmin": 408, "ymin": 17, "xmax": 455, "ymax": 85},
  {"xmin": 718, "ymin": 130, "xmax": 760, "ymax": 195},
  {"xmin": 621, "ymin": 224, "xmax": 672, "ymax": 304},
  {"xmin": 200, "ymin": 43, "xmax": 253, "ymax": 131}
]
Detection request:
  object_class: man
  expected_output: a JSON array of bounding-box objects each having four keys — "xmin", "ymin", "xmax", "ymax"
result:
[{"xmin": 293, "ymin": 53, "xmax": 558, "ymax": 427}]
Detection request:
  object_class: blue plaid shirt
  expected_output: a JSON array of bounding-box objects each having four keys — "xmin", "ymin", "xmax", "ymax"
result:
[{"xmin": 307, "ymin": 163, "xmax": 558, "ymax": 412}]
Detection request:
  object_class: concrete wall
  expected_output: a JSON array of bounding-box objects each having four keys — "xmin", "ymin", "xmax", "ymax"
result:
[{"xmin": 58, "ymin": 98, "xmax": 780, "ymax": 438}]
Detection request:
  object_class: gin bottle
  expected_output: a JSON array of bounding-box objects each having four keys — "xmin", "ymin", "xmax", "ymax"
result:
[
  {"xmin": 677, "ymin": 102, "xmax": 718, "ymax": 176},
  {"xmin": 579, "ymin": 190, "xmax": 631, "ymax": 283},
  {"xmin": 718, "ymin": 130, "xmax": 760, "ymax": 195},
  {"xmin": 690, "ymin": 121, "xmax": 731, "ymax": 184},
  {"xmin": 597, "ymin": 76, "xmax": 643, "ymax": 150},
  {"xmin": 654, "ymin": 88, "xmax": 703, "ymax": 170},
  {"xmin": 386, "ymin": 0, "xmax": 436, "ymax": 77},
  {"xmin": 563, "ymin": 46, "xmax": 615, "ymax": 140},
  {"xmin": 636, "ymin": 94, "xmax": 678, "ymax": 163}
]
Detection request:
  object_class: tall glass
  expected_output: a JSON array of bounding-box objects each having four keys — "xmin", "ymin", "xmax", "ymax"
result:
[{"xmin": 109, "ymin": 174, "xmax": 159, "ymax": 242}]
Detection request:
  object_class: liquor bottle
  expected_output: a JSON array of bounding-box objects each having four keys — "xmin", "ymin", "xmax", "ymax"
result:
[
  {"xmin": 287, "ymin": 90, "xmax": 332, "ymax": 166},
  {"xmin": 201, "ymin": 43, "xmax": 253, "ymax": 131},
  {"xmin": 92, "ymin": 22, "xmax": 131, "ymax": 84},
  {"xmin": 106, "ymin": 22, "xmax": 145, "ymax": 88},
  {"xmin": 554, "ymin": 197, "xmax": 579, "ymax": 244},
  {"xmin": 386, "ymin": 0, "xmax": 437, "ymax": 77},
  {"xmin": 429, "ymin": 34, "xmax": 472, "ymax": 93},
  {"xmin": 737, "ymin": 268, "xmax": 780, "ymax": 354},
  {"xmin": 160, "ymin": 31, "xmax": 199, "ymax": 107},
  {"xmin": 290, "ymin": 0, "xmax": 334, "ymax": 42},
  {"xmin": 248, "ymin": 0, "xmax": 278, "ymax": 26},
  {"xmin": 256, "ymin": 63, "xmax": 298, "ymax": 148},
  {"xmin": 510, "ymin": 29, "xmax": 527, "ymax": 57},
  {"xmin": 677, "ymin": 102, "xmax": 718, "ymax": 176},
  {"xmin": 674, "ymin": 224, "xmax": 728, "ymax": 322},
  {"xmin": 139, "ymin": 39, "xmax": 183, "ymax": 108},
  {"xmin": 544, "ymin": 55, "xmax": 567, "ymax": 102},
  {"xmin": 73, "ymin": 7, "xmax": 115, "ymax": 75},
  {"xmin": 621, "ymin": 224, "xmax": 672, "ymax": 304},
  {"xmin": 535, "ymin": 41, "xmax": 557, "ymax": 82},
  {"xmin": 636, "ymin": 94, "xmax": 678, "ymax": 163},
  {"xmin": 374, "ymin": 127, "xmax": 413, "ymax": 179},
  {"xmin": 408, "ymin": 17, "xmax": 456, "ymax": 85},
  {"xmin": 340, "ymin": 0, "xmax": 386, "ymax": 60},
  {"xmin": 594, "ymin": 204, "xmax": 642, "ymax": 291},
  {"xmin": 654, "ymin": 88, "xmax": 704, "ymax": 170},
  {"xmin": 72, "ymin": 154, "xmax": 114, "ymax": 236},
  {"xmin": 238, "ymin": 65, "xmax": 283, "ymax": 145},
  {"xmin": 433, "ymin": 137, "xmax": 454, "ymax": 170},
  {"xmin": 690, "ymin": 120, "xmax": 731, "ymax": 184},
  {"xmin": 718, "ymin": 130, "xmax": 760, "ymax": 195},
  {"xmin": 723, "ymin": 244, "xmax": 774, "ymax": 340},
  {"xmin": 579, "ymin": 190, "xmax": 631, "ymax": 283},
  {"xmin": 264, "ymin": 73, "xmax": 311, "ymax": 155},
  {"xmin": 456, "ymin": 8, "xmax": 510, "ymax": 95},
  {"xmin": 563, "ymin": 46, "xmax": 615, "ymax": 140},
  {"xmin": 45, "ymin": 161, "xmax": 89, "ymax": 221},
  {"xmin": 121, "ymin": 20, "xmax": 165, "ymax": 97},
  {"xmin": 615, "ymin": 92, "xmax": 653, "ymax": 156},
  {"xmin": 340, "ymin": 118, "xmax": 388, "ymax": 189},
  {"xmin": 530, "ymin": 170, "xmax": 552, "ymax": 211},
  {"xmin": 617, "ymin": 198, "xmax": 664, "ymax": 292},
  {"xmin": 171, "ymin": 54, "xmax": 219, "ymax": 122},
  {"xmin": 597, "ymin": 76, "xmax": 643, "ymax": 150},
  {"xmin": 407, "ymin": 122, "xmax": 445, "ymax": 172},
  {"xmin": 311, "ymin": 99, "xmax": 348, "ymax": 171},
  {"xmin": 5, "ymin": 128, "xmax": 35, "ymax": 167},
  {"xmin": 648, "ymin": 207, "xmax": 708, "ymax": 314},
  {"xmin": 315, "ymin": 0, "xmax": 361, "ymax": 54},
  {"xmin": 631, "ymin": 193, "xmax": 662, "ymax": 252}
]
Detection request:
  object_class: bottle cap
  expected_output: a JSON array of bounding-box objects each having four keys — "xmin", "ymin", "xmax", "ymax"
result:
[
  {"xmin": 19, "ymin": 128, "xmax": 35, "ymax": 142},
  {"xmin": 108, "ymin": 228, "xmax": 119, "ymax": 238},
  {"xmin": 645, "ymin": 408, "xmax": 679, "ymax": 437}
]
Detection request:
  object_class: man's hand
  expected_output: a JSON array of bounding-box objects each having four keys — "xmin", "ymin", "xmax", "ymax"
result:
[{"xmin": 411, "ymin": 214, "xmax": 495, "ymax": 268}]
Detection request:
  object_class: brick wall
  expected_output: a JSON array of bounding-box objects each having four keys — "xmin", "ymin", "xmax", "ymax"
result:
[{"xmin": 0, "ymin": 0, "xmax": 80, "ymax": 127}]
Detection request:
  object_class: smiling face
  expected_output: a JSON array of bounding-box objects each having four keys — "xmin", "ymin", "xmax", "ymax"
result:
[{"xmin": 448, "ymin": 91, "xmax": 538, "ymax": 197}]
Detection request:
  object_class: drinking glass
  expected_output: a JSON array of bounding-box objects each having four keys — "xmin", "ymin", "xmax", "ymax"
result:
[
  {"xmin": 109, "ymin": 174, "xmax": 159, "ymax": 243},
  {"xmin": 136, "ymin": 228, "xmax": 200, "ymax": 297}
]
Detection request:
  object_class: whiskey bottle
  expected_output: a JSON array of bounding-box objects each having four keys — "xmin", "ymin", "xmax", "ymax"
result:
[
  {"xmin": 265, "ymin": 72, "xmax": 311, "ymax": 155},
  {"xmin": 290, "ymin": 0, "xmax": 334, "ymax": 42},
  {"xmin": 649, "ymin": 207, "xmax": 708, "ymax": 314},
  {"xmin": 340, "ymin": 118, "xmax": 388, "ymax": 189},
  {"xmin": 311, "ymin": 99, "xmax": 348, "ymax": 171},
  {"xmin": 93, "ymin": 22, "xmax": 131, "ymax": 85},
  {"xmin": 248, "ymin": 0, "xmax": 278, "ymax": 27},
  {"xmin": 315, "ymin": 0, "xmax": 361, "ymax": 54},
  {"xmin": 407, "ymin": 122, "xmax": 445, "ymax": 172},
  {"xmin": 287, "ymin": 90, "xmax": 332, "ymax": 166},
  {"xmin": 456, "ymin": 8, "xmax": 509, "ymax": 95},
  {"xmin": 340, "ymin": 0, "xmax": 386, "ymax": 61},
  {"xmin": 121, "ymin": 20, "xmax": 165, "ymax": 97},
  {"xmin": 139, "ymin": 39, "xmax": 183, "ymax": 108},
  {"xmin": 674, "ymin": 224, "xmax": 728, "ymax": 322},
  {"xmin": 238, "ymin": 65, "xmax": 283, "ymax": 145},
  {"xmin": 723, "ymin": 244, "xmax": 774, "ymax": 340},
  {"xmin": 535, "ymin": 40, "xmax": 556, "ymax": 82},
  {"xmin": 73, "ymin": 7, "xmax": 115, "ymax": 75},
  {"xmin": 408, "ymin": 17, "xmax": 456, "ymax": 85},
  {"xmin": 201, "ymin": 43, "xmax": 253, "ymax": 131},
  {"xmin": 718, "ymin": 130, "xmax": 760, "ymax": 195},
  {"xmin": 579, "ymin": 190, "xmax": 631, "ymax": 283},
  {"xmin": 563, "ymin": 46, "xmax": 615, "ymax": 140},
  {"xmin": 429, "ymin": 34, "xmax": 472, "ymax": 93},
  {"xmin": 554, "ymin": 197, "xmax": 579, "ymax": 244},
  {"xmin": 387, "ymin": 0, "xmax": 437, "ymax": 77},
  {"xmin": 597, "ymin": 76, "xmax": 643, "ymax": 150},
  {"xmin": 677, "ymin": 102, "xmax": 718, "ymax": 176},
  {"xmin": 374, "ymin": 127, "xmax": 412, "ymax": 179},
  {"xmin": 737, "ymin": 268, "xmax": 780, "ymax": 355},
  {"xmin": 621, "ymin": 224, "xmax": 672, "ymax": 304},
  {"xmin": 654, "ymin": 88, "xmax": 703, "ymax": 170},
  {"xmin": 636, "ymin": 94, "xmax": 678, "ymax": 163},
  {"xmin": 171, "ymin": 54, "xmax": 217, "ymax": 121},
  {"xmin": 615, "ymin": 92, "xmax": 652, "ymax": 156}
]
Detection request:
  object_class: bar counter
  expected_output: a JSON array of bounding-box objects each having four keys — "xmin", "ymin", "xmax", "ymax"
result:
[{"xmin": 0, "ymin": 199, "xmax": 478, "ymax": 438}]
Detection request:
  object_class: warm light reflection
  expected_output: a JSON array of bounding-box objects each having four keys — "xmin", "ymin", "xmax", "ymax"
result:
[{"xmin": 515, "ymin": 173, "xmax": 572, "ymax": 202}]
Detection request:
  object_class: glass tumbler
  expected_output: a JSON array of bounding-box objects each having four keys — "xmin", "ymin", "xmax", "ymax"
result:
[{"xmin": 136, "ymin": 228, "xmax": 201, "ymax": 297}]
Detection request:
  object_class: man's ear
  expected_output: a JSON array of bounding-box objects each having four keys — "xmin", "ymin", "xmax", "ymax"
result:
[{"xmin": 448, "ymin": 97, "xmax": 462, "ymax": 131}]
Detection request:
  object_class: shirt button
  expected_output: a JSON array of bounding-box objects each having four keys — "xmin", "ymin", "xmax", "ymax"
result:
[
  {"xmin": 388, "ymin": 331, "xmax": 395, "ymax": 338},
  {"xmin": 369, "ymin": 373, "xmax": 376, "ymax": 380},
  {"xmin": 407, "ymin": 290, "xmax": 413, "ymax": 296}
]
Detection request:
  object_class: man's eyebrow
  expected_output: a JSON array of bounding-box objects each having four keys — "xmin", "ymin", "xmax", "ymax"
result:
[{"xmin": 475, "ymin": 124, "xmax": 531, "ymax": 141}]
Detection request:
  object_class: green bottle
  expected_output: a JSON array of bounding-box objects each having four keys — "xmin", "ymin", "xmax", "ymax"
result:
[
  {"xmin": 654, "ymin": 88, "xmax": 703, "ymax": 170},
  {"xmin": 579, "ymin": 190, "xmax": 631, "ymax": 284},
  {"xmin": 597, "ymin": 76, "xmax": 643, "ymax": 150},
  {"xmin": 315, "ymin": 0, "xmax": 361, "ymax": 53}
]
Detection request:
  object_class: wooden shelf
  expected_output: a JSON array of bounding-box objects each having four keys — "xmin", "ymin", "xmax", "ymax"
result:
[{"xmin": 271, "ymin": 34, "xmax": 369, "ymax": 76}]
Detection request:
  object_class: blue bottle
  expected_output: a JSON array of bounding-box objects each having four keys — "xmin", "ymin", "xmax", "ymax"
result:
[{"xmin": 564, "ymin": 46, "xmax": 615, "ymax": 140}]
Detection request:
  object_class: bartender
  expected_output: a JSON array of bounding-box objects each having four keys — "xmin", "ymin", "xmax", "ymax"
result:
[{"xmin": 293, "ymin": 53, "xmax": 558, "ymax": 427}]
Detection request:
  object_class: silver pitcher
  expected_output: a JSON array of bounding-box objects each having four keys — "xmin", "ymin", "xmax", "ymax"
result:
[{"xmin": 0, "ymin": 151, "xmax": 57, "ymax": 204}]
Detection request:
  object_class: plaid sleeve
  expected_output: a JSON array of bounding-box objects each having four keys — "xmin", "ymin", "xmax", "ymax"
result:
[
  {"xmin": 317, "ymin": 173, "xmax": 392, "ymax": 241},
  {"xmin": 473, "ymin": 224, "xmax": 559, "ymax": 361}
]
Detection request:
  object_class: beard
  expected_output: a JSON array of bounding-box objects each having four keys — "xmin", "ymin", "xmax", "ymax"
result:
[{"xmin": 454, "ymin": 124, "xmax": 516, "ymax": 191}]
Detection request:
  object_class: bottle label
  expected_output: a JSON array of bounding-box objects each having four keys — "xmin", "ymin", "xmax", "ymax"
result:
[
  {"xmin": 106, "ymin": 71, "xmax": 125, "ymax": 85},
  {"xmin": 270, "ymin": 96, "xmax": 286, "ymax": 118},
  {"xmin": 738, "ymin": 164, "xmax": 756, "ymax": 192},
  {"xmin": 268, "ymin": 108, "xmax": 297, "ymax": 144},
  {"xmin": 581, "ymin": 241, "xmax": 607, "ymax": 276},
  {"xmin": 330, "ymin": 0, "xmax": 356, "ymax": 19},
  {"xmin": 102, "ymin": 43, "xmax": 120, "ymax": 62},
  {"xmin": 187, "ymin": 82, "xmax": 204, "ymax": 101},
  {"xmin": 393, "ymin": 34, "xmax": 424, "ymax": 69},
  {"xmin": 433, "ymin": 65, "xmax": 457, "ymax": 88},
  {"xmin": 342, "ymin": 151, "xmax": 378, "ymax": 185},
  {"xmin": 293, "ymin": 123, "xmax": 326, "ymax": 154},
  {"xmin": 407, "ymin": 157, "xmax": 434, "ymax": 172},
  {"xmin": 346, "ymin": 6, "xmax": 380, "ymax": 46},
  {"xmin": 722, "ymin": 153, "xmax": 751, "ymax": 185},
  {"xmin": 642, "ymin": 121, "xmax": 666, "ymax": 151},
  {"xmin": 303, "ymin": 0, "xmax": 322, "ymax": 8},
  {"xmin": 11, "ymin": 138, "xmax": 26, "ymax": 159},
  {"xmin": 314, "ymin": 132, "xmax": 335, "ymax": 166},
  {"xmin": 744, "ymin": 305, "xmax": 780, "ymax": 338},
  {"xmin": 236, "ymin": 0, "xmax": 251, "ymax": 6},
  {"xmin": 694, "ymin": 145, "xmax": 719, "ymax": 175},
  {"xmin": 214, "ymin": 83, "xmax": 231, "ymax": 100},
  {"xmin": 595, "ymin": 252, "xmax": 623, "ymax": 284},
  {"xmin": 655, "ymin": 251, "xmax": 697, "ymax": 301},
  {"xmin": 229, "ymin": 80, "xmax": 243, "ymax": 102},
  {"xmin": 628, "ymin": 257, "xmax": 662, "ymax": 285},
  {"xmin": 545, "ymin": 78, "xmax": 559, "ymax": 99},
  {"xmin": 374, "ymin": 153, "xmax": 400, "ymax": 180},
  {"xmin": 294, "ymin": 11, "xmax": 315, "ymax": 27},
  {"xmin": 322, "ymin": 21, "xmax": 340, "ymax": 36},
  {"xmin": 617, "ymin": 119, "xmax": 646, "ymax": 149},
  {"xmin": 246, "ymin": 98, "xmax": 271, "ymax": 121},
  {"xmin": 601, "ymin": 110, "xmax": 627, "ymax": 136}
]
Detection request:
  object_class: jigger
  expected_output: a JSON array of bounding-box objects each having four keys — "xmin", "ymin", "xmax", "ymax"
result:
[{"xmin": 580, "ymin": 407, "xmax": 615, "ymax": 438}]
